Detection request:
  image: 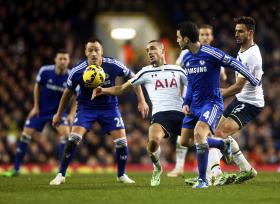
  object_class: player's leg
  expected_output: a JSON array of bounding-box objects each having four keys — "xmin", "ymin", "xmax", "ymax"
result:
[
  {"xmin": 192, "ymin": 121, "xmax": 211, "ymax": 188},
  {"xmin": 147, "ymin": 123, "xmax": 165, "ymax": 186},
  {"xmin": 50, "ymin": 125, "xmax": 86, "ymax": 185},
  {"xmin": 167, "ymin": 111, "xmax": 188, "ymax": 177},
  {"xmin": 109, "ymin": 128, "xmax": 135, "ymax": 184},
  {"xmin": 215, "ymin": 100, "xmax": 261, "ymax": 184},
  {"xmin": 207, "ymin": 148, "xmax": 223, "ymax": 183},
  {"xmin": 2, "ymin": 114, "xmax": 47, "ymax": 177},
  {"xmin": 2, "ymin": 127, "xmax": 36, "ymax": 177},
  {"xmin": 167, "ymin": 135, "xmax": 188, "ymax": 177},
  {"xmin": 56, "ymin": 123, "xmax": 71, "ymax": 162}
]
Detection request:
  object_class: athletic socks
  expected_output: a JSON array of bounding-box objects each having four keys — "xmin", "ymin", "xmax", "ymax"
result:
[
  {"xmin": 114, "ymin": 138, "xmax": 128, "ymax": 177},
  {"xmin": 14, "ymin": 134, "xmax": 31, "ymax": 171}
]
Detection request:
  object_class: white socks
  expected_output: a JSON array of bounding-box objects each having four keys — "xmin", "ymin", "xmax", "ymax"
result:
[
  {"xmin": 175, "ymin": 136, "xmax": 188, "ymax": 170},
  {"xmin": 207, "ymin": 148, "xmax": 223, "ymax": 180},
  {"xmin": 231, "ymin": 137, "xmax": 252, "ymax": 171}
]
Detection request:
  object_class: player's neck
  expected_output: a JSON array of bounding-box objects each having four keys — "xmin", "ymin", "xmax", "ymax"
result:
[
  {"xmin": 188, "ymin": 42, "xmax": 201, "ymax": 54},
  {"xmin": 55, "ymin": 66, "xmax": 67, "ymax": 75},
  {"xmin": 240, "ymin": 39, "xmax": 254, "ymax": 52},
  {"xmin": 152, "ymin": 60, "xmax": 164, "ymax": 67}
]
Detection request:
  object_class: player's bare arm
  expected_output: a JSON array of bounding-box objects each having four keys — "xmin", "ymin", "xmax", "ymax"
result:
[
  {"xmin": 53, "ymin": 88, "xmax": 74, "ymax": 126},
  {"xmin": 66, "ymin": 95, "xmax": 77, "ymax": 124},
  {"xmin": 220, "ymin": 76, "xmax": 246, "ymax": 98},
  {"xmin": 129, "ymin": 72, "xmax": 149, "ymax": 118},
  {"xmin": 28, "ymin": 83, "xmax": 40, "ymax": 118}
]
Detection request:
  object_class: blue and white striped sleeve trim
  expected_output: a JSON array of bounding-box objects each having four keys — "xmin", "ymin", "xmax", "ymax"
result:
[
  {"xmin": 67, "ymin": 61, "xmax": 87, "ymax": 88},
  {"xmin": 229, "ymin": 59, "xmax": 260, "ymax": 86},
  {"xmin": 201, "ymin": 46, "xmax": 259, "ymax": 86}
]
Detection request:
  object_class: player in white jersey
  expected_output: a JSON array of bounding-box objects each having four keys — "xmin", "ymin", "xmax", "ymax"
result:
[
  {"xmin": 92, "ymin": 40, "xmax": 187, "ymax": 186},
  {"xmin": 213, "ymin": 16, "xmax": 264, "ymax": 185},
  {"xmin": 168, "ymin": 24, "xmax": 230, "ymax": 179}
]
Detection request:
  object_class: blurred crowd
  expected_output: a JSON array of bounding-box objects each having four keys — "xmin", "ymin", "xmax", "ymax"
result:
[{"xmin": 0, "ymin": 0, "xmax": 279, "ymax": 167}]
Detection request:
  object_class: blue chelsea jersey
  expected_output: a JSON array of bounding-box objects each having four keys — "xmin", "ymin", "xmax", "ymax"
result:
[
  {"xmin": 36, "ymin": 65, "xmax": 68, "ymax": 115},
  {"xmin": 67, "ymin": 57, "xmax": 132, "ymax": 109},
  {"xmin": 183, "ymin": 45, "xmax": 260, "ymax": 108}
]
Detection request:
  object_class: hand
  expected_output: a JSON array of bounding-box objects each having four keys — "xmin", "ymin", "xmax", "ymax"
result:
[
  {"xmin": 138, "ymin": 101, "xmax": 149, "ymax": 119},
  {"xmin": 66, "ymin": 114, "xmax": 75, "ymax": 125},
  {"xmin": 91, "ymin": 86, "xmax": 103, "ymax": 100},
  {"xmin": 52, "ymin": 113, "xmax": 62, "ymax": 127},
  {"xmin": 27, "ymin": 106, "xmax": 39, "ymax": 119},
  {"xmin": 182, "ymin": 105, "xmax": 191, "ymax": 115}
]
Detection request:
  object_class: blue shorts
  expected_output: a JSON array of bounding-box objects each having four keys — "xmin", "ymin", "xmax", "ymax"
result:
[
  {"xmin": 182, "ymin": 103, "xmax": 223, "ymax": 134},
  {"xmin": 72, "ymin": 107, "xmax": 124, "ymax": 133},
  {"xmin": 24, "ymin": 113, "xmax": 69, "ymax": 132}
]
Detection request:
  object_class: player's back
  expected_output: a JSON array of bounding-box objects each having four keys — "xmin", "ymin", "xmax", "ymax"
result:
[
  {"xmin": 236, "ymin": 44, "xmax": 264, "ymax": 107},
  {"xmin": 183, "ymin": 45, "xmax": 223, "ymax": 108},
  {"xmin": 131, "ymin": 64, "xmax": 186, "ymax": 115},
  {"xmin": 67, "ymin": 57, "xmax": 131, "ymax": 110},
  {"xmin": 36, "ymin": 65, "xmax": 68, "ymax": 115}
]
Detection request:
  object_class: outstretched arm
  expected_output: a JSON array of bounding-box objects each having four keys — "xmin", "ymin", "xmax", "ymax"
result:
[
  {"xmin": 221, "ymin": 76, "xmax": 246, "ymax": 98},
  {"xmin": 222, "ymin": 55, "xmax": 260, "ymax": 86}
]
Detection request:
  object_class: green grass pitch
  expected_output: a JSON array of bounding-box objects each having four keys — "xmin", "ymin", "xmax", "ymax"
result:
[{"xmin": 0, "ymin": 172, "xmax": 279, "ymax": 204}]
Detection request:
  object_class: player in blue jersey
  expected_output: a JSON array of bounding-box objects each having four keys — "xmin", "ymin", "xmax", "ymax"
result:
[
  {"xmin": 176, "ymin": 21, "xmax": 260, "ymax": 188},
  {"xmin": 2, "ymin": 50, "xmax": 76, "ymax": 177},
  {"xmin": 49, "ymin": 38, "xmax": 148, "ymax": 185}
]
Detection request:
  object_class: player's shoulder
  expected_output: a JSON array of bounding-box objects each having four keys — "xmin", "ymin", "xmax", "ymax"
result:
[
  {"xmin": 164, "ymin": 64, "xmax": 186, "ymax": 73},
  {"xmin": 69, "ymin": 60, "xmax": 88, "ymax": 76},
  {"xmin": 102, "ymin": 57, "xmax": 127, "ymax": 69},
  {"xmin": 38, "ymin": 64, "xmax": 55, "ymax": 74},
  {"xmin": 248, "ymin": 44, "xmax": 262, "ymax": 57},
  {"xmin": 200, "ymin": 45, "xmax": 224, "ymax": 59}
]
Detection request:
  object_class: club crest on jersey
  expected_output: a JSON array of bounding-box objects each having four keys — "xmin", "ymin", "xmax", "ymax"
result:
[
  {"xmin": 155, "ymin": 78, "xmax": 178, "ymax": 90},
  {"xmin": 186, "ymin": 62, "xmax": 190, "ymax": 66},
  {"xmin": 199, "ymin": 60, "xmax": 205, "ymax": 65},
  {"xmin": 222, "ymin": 54, "xmax": 231, "ymax": 64}
]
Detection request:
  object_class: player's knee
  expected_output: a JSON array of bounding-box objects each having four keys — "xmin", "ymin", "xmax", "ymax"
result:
[
  {"xmin": 113, "ymin": 138, "xmax": 127, "ymax": 148},
  {"xmin": 68, "ymin": 132, "xmax": 83, "ymax": 145},
  {"xmin": 20, "ymin": 133, "xmax": 32, "ymax": 143}
]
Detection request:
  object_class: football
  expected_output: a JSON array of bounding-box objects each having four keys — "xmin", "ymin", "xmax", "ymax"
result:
[{"xmin": 82, "ymin": 65, "xmax": 106, "ymax": 88}]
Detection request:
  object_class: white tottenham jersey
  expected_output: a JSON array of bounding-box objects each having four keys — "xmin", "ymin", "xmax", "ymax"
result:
[
  {"xmin": 129, "ymin": 64, "xmax": 187, "ymax": 115},
  {"xmin": 236, "ymin": 44, "xmax": 264, "ymax": 107}
]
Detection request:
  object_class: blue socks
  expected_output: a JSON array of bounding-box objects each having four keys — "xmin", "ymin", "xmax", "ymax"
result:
[
  {"xmin": 207, "ymin": 137, "xmax": 224, "ymax": 150},
  {"xmin": 14, "ymin": 134, "xmax": 31, "ymax": 172},
  {"xmin": 114, "ymin": 138, "xmax": 128, "ymax": 177},
  {"xmin": 59, "ymin": 133, "xmax": 82, "ymax": 176},
  {"xmin": 196, "ymin": 143, "xmax": 209, "ymax": 182},
  {"xmin": 58, "ymin": 137, "xmax": 67, "ymax": 162}
]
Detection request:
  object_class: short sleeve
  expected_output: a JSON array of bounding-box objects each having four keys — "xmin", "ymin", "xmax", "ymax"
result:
[{"xmin": 129, "ymin": 68, "xmax": 146, "ymax": 86}]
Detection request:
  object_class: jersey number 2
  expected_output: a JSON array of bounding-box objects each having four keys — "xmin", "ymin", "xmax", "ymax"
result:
[{"xmin": 114, "ymin": 117, "xmax": 124, "ymax": 127}]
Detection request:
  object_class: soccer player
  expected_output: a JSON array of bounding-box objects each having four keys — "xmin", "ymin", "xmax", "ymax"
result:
[
  {"xmin": 2, "ymin": 50, "xmax": 75, "ymax": 177},
  {"xmin": 49, "ymin": 38, "xmax": 149, "ymax": 185},
  {"xmin": 176, "ymin": 21, "xmax": 260, "ymax": 188},
  {"xmin": 91, "ymin": 40, "xmax": 187, "ymax": 186},
  {"xmin": 213, "ymin": 16, "xmax": 263, "ymax": 185},
  {"xmin": 168, "ymin": 24, "xmax": 228, "ymax": 178}
]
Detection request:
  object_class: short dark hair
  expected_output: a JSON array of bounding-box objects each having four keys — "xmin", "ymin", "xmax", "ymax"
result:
[
  {"xmin": 177, "ymin": 21, "xmax": 199, "ymax": 43},
  {"xmin": 56, "ymin": 49, "xmax": 68, "ymax": 54},
  {"xmin": 234, "ymin": 16, "xmax": 256, "ymax": 31},
  {"xmin": 86, "ymin": 37, "xmax": 103, "ymax": 46}
]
